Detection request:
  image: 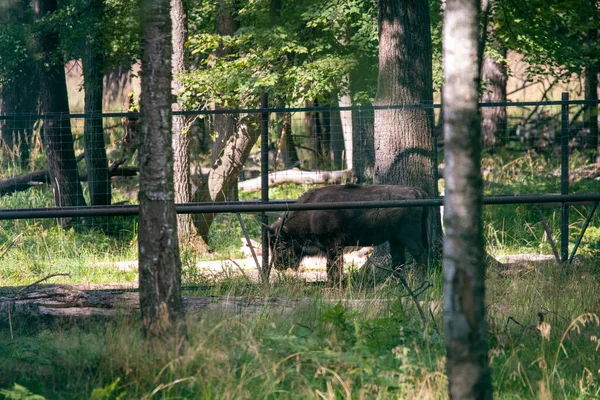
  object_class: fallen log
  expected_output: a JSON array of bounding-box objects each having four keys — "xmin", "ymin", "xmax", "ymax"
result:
[
  {"xmin": 237, "ymin": 168, "xmax": 353, "ymax": 192},
  {"xmin": 0, "ymin": 166, "xmax": 138, "ymax": 197}
]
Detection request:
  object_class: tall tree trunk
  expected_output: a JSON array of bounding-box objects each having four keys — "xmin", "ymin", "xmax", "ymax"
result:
[
  {"xmin": 583, "ymin": 63, "xmax": 599, "ymax": 163},
  {"xmin": 304, "ymin": 100, "xmax": 319, "ymax": 169},
  {"xmin": 349, "ymin": 65, "xmax": 375, "ymax": 184},
  {"xmin": 371, "ymin": 0, "xmax": 441, "ymax": 271},
  {"xmin": 443, "ymin": 0, "xmax": 492, "ymax": 398},
  {"xmin": 338, "ymin": 88, "xmax": 353, "ymax": 170},
  {"xmin": 351, "ymin": 104, "xmax": 374, "ymax": 184},
  {"xmin": 374, "ymin": 0, "xmax": 435, "ymax": 191},
  {"xmin": 139, "ymin": 0, "xmax": 186, "ymax": 340},
  {"xmin": 315, "ymin": 100, "xmax": 331, "ymax": 168},
  {"xmin": 277, "ymin": 111, "xmax": 299, "ymax": 168},
  {"xmin": 34, "ymin": 0, "xmax": 87, "ymax": 216},
  {"xmin": 83, "ymin": 0, "xmax": 111, "ymax": 207},
  {"xmin": 480, "ymin": 41, "xmax": 507, "ymax": 148},
  {"xmin": 171, "ymin": 0, "xmax": 197, "ymax": 244},
  {"xmin": 329, "ymin": 99, "xmax": 345, "ymax": 170},
  {"xmin": 211, "ymin": 0, "xmax": 239, "ymax": 167}
]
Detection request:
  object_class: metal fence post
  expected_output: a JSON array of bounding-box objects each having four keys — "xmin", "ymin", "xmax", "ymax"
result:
[
  {"xmin": 560, "ymin": 92, "xmax": 569, "ymax": 263},
  {"xmin": 260, "ymin": 93, "xmax": 270, "ymax": 282}
]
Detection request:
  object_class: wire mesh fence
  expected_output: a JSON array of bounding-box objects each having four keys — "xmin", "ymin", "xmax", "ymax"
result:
[{"xmin": 0, "ymin": 95, "xmax": 599, "ymax": 285}]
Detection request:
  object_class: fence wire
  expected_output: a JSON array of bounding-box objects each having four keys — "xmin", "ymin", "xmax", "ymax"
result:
[{"xmin": 0, "ymin": 98, "xmax": 599, "ymax": 285}]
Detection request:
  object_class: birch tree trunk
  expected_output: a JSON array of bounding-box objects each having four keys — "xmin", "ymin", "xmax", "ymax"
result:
[
  {"xmin": 338, "ymin": 89, "xmax": 353, "ymax": 170},
  {"xmin": 443, "ymin": 0, "xmax": 492, "ymax": 397},
  {"xmin": 139, "ymin": 0, "xmax": 186, "ymax": 340}
]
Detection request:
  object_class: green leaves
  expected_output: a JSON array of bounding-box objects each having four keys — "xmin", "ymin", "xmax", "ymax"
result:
[
  {"xmin": 182, "ymin": 0, "xmax": 378, "ymax": 108},
  {"xmin": 495, "ymin": 0, "xmax": 600, "ymax": 80}
]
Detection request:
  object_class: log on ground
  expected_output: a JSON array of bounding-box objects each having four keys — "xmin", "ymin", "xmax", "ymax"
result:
[{"xmin": 238, "ymin": 168, "xmax": 353, "ymax": 192}]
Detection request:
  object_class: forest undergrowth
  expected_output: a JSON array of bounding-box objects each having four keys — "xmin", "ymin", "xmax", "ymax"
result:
[{"xmin": 0, "ymin": 151, "xmax": 599, "ymax": 399}]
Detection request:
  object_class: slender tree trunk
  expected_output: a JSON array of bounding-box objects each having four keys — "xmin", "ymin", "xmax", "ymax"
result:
[
  {"xmin": 278, "ymin": 111, "xmax": 299, "ymax": 168},
  {"xmin": 315, "ymin": 100, "xmax": 331, "ymax": 168},
  {"xmin": 193, "ymin": 116, "xmax": 260, "ymax": 242},
  {"xmin": 480, "ymin": 43, "xmax": 507, "ymax": 149},
  {"xmin": 338, "ymin": 88, "xmax": 353, "ymax": 170},
  {"xmin": 34, "ymin": 0, "xmax": 87, "ymax": 217},
  {"xmin": 443, "ymin": 0, "xmax": 492, "ymax": 398},
  {"xmin": 304, "ymin": 100, "xmax": 319, "ymax": 169},
  {"xmin": 211, "ymin": 0, "xmax": 239, "ymax": 167},
  {"xmin": 351, "ymin": 104, "xmax": 374, "ymax": 184},
  {"xmin": 171, "ymin": 0, "xmax": 197, "ymax": 244},
  {"xmin": 583, "ymin": 64, "xmax": 599, "ymax": 163},
  {"xmin": 139, "ymin": 0, "xmax": 186, "ymax": 340},
  {"xmin": 83, "ymin": 0, "xmax": 111, "ymax": 207},
  {"xmin": 329, "ymin": 99, "xmax": 345, "ymax": 169}
]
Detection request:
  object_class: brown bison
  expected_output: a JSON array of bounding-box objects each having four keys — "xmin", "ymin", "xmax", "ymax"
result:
[{"xmin": 266, "ymin": 184, "xmax": 429, "ymax": 283}]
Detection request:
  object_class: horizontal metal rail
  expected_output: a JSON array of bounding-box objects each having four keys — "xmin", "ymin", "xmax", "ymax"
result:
[
  {"xmin": 0, "ymin": 100, "xmax": 598, "ymax": 120},
  {"xmin": 1, "ymin": 193, "xmax": 600, "ymax": 220}
]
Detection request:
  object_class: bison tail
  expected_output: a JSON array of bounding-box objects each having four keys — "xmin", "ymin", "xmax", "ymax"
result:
[{"xmin": 421, "ymin": 204, "xmax": 430, "ymax": 259}]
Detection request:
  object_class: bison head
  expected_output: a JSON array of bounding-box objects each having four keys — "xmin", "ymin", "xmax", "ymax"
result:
[{"xmin": 266, "ymin": 220, "xmax": 302, "ymax": 271}]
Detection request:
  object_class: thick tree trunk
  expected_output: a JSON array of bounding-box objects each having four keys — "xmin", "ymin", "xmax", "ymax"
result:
[
  {"xmin": 369, "ymin": 0, "xmax": 441, "ymax": 273},
  {"xmin": 443, "ymin": 0, "xmax": 492, "ymax": 398},
  {"xmin": 171, "ymin": 0, "xmax": 197, "ymax": 243},
  {"xmin": 481, "ymin": 46, "xmax": 507, "ymax": 149},
  {"xmin": 139, "ymin": 0, "xmax": 186, "ymax": 340},
  {"xmin": 83, "ymin": 0, "xmax": 111, "ymax": 207},
  {"xmin": 374, "ymin": 0, "xmax": 435, "ymax": 191},
  {"xmin": 34, "ymin": 0, "xmax": 87, "ymax": 216}
]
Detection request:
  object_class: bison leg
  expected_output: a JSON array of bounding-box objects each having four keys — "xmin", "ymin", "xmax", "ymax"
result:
[
  {"xmin": 325, "ymin": 247, "xmax": 344, "ymax": 287},
  {"xmin": 389, "ymin": 240, "xmax": 406, "ymax": 271}
]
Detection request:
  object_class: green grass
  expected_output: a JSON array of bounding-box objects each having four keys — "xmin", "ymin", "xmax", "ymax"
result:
[
  {"xmin": 480, "ymin": 150, "xmax": 600, "ymax": 256},
  {"xmin": 1, "ymin": 264, "xmax": 599, "ymax": 399},
  {"xmin": 0, "ymin": 151, "xmax": 599, "ymax": 398}
]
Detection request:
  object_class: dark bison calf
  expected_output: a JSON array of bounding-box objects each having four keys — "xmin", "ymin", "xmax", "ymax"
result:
[{"xmin": 266, "ymin": 184, "xmax": 429, "ymax": 284}]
